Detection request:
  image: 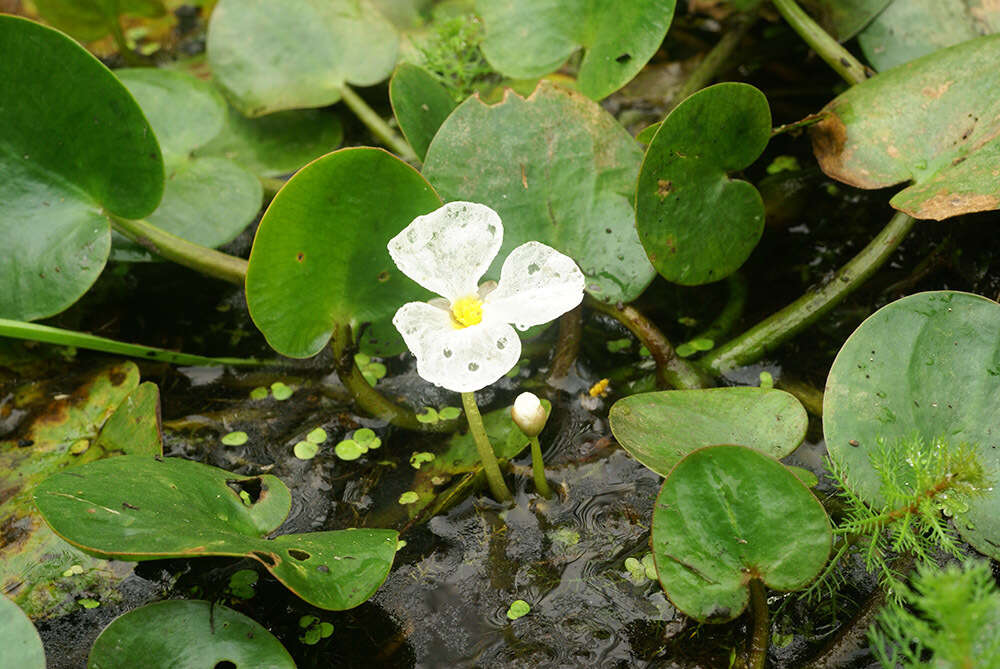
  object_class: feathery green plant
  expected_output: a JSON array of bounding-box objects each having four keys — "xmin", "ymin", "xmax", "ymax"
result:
[
  {"xmin": 804, "ymin": 435, "xmax": 991, "ymax": 603},
  {"xmin": 869, "ymin": 560, "xmax": 1000, "ymax": 668},
  {"xmin": 415, "ymin": 14, "xmax": 498, "ymax": 101}
]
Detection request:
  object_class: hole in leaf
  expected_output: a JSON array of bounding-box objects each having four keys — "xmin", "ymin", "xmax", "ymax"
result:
[
  {"xmin": 616, "ymin": 53, "xmax": 631, "ymax": 63},
  {"xmin": 226, "ymin": 478, "xmax": 262, "ymax": 504},
  {"xmin": 251, "ymin": 551, "xmax": 277, "ymax": 567},
  {"xmin": 296, "ymin": 252, "xmax": 305, "ymax": 262},
  {"xmin": 377, "ymin": 270, "xmax": 390, "ymax": 282},
  {"xmin": 214, "ymin": 662, "xmax": 237, "ymax": 669},
  {"xmin": 288, "ymin": 549, "xmax": 311, "ymax": 561}
]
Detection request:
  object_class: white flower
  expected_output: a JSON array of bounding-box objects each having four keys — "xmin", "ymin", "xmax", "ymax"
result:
[{"xmin": 389, "ymin": 202, "xmax": 585, "ymax": 393}]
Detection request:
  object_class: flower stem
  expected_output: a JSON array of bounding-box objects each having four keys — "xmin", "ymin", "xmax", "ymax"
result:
[
  {"xmin": 584, "ymin": 296, "xmax": 711, "ymax": 390},
  {"xmin": 339, "ymin": 84, "xmax": 418, "ymax": 163},
  {"xmin": 547, "ymin": 306, "xmax": 582, "ymax": 383},
  {"xmin": 331, "ymin": 324, "xmax": 457, "ymax": 432},
  {"xmin": 529, "ymin": 437, "xmax": 552, "ymax": 498},
  {"xmin": 699, "ymin": 210, "xmax": 915, "ymax": 375},
  {"xmin": 693, "ymin": 272, "xmax": 748, "ymax": 345},
  {"xmin": 110, "ymin": 215, "xmax": 248, "ymax": 286},
  {"xmin": 772, "ymin": 0, "xmax": 868, "ymax": 85},
  {"xmin": 461, "ymin": 391, "xmax": 513, "ymax": 502},
  {"xmin": 670, "ymin": 9, "xmax": 759, "ymax": 110},
  {"xmin": 0, "ymin": 318, "xmax": 267, "ymax": 366},
  {"xmin": 748, "ymin": 578, "xmax": 769, "ymax": 669}
]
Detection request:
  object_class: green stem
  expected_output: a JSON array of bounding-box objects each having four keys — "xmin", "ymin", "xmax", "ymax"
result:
[
  {"xmin": 694, "ymin": 272, "xmax": 748, "ymax": 345},
  {"xmin": 771, "ymin": 112, "xmax": 826, "ymax": 138},
  {"xmin": 772, "ymin": 0, "xmax": 868, "ymax": 85},
  {"xmin": 259, "ymin": 176, "xmax": 285, "ymax": 201},
  {"xmin": 670, "ymin": 9, "xmax": 759, "ymax": 110},
  {"xmin": 0, "ymin": 318, "xmax": 265, "ymax": 366},
  {"xmin": 547, "ymin": 306, "xmax": 582, "ymax": 383},
  {"xmin": 584, "ymin": 296, "xmax": 710, "ymax": 390},
  {"xmin": 340, "ymin": 85, "xmax": 418, "ymax": 163},
  {"xmin": 330, "ymin": 325, "xmax": 456, "ymax": 432},
  {"xmin": 110, "ymin": 216, "xmax": 247, "ymax": 286},
  {"xmin": 700, "ymin": 210, "xmax": 915, "ymax": 375},
  {"xmin": 529, "ymin": 437, "xmax": 552, "ymax": 498},
  {"xmin": 108, "ymin": 18, "xmax": 147, "ymax": 67},
  {"xmin": 461, "ymin": 391, "xmax": 513, "ymax": 502},
  {"xmin": 749, "ymin": 578, "xmax": 769, "ymax": 669}
]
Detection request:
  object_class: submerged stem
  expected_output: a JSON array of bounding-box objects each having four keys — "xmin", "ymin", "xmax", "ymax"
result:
[
  {"xmin": 529, "ymin": 437, "xmax": 552, "ymax": 498},
  {"xmin": 339, "ymin": 85, "xmax": 418, "ymax": 163},
  {"xmin": 0, "ymin": 318, "xmax": 266, "ymax": 366},
  {"xmin": 771, "ymin": 0, "xmax": 868, "ymax": 85},
  {"xmin": 670, "ymin": 9, "xmax": 759, "ymax": 110},
  {"xmin": 748, "ymin": 578, "xmax": 769, "ymax": 669},
  {"xmin": 700, "ymin": 211, "xmax": 915, "ymax": 375},
  {"xmin": 110, "ymin": 216, "xmax": 248, "ymax": 286},
  {"xmin": 331, "ymin": 325, "xmax": 456, "ymax": 432},
  {"xmin": 547, "ymin": 306, "xmax": 582, "ymax": 383},
  {"xmin": 585, "ymin": 296, "xmax": 710, "ymax": 390},
  {"xmin": 461, "ymin": 391, "xmax": 513, "ymax": 502}
]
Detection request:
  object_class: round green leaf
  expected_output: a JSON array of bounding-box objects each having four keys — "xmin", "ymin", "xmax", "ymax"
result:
[
  {"xmin": 636, "ymin": 83, "xmax": 770, "ymax": 286},
  {"xmin": 0, "ymin": 596, "xmax": 45, "ymax": 669},
  {"xmin": 652, "ymin": 445, "xmax": 831, "ymax": 622},
  {"xmin": 208, "ymin": 0, "xmax": 399, "ymax": 116},
  {"xmin": 35, "ymin": 456, "xmax": 398, "ymax": 610},
  {"xmin": 811, "ymin": 35, "xmax": 1000, "ymax": 220},
  {"xmin": 196, "ymin": 106, "xmax": 344, "ymax": 178},
  {"xmin": 116, "ymin": 68, "xmax": 226, "ymax": 159},
  {"xmin": 824, "ymin": 291, "xmax": 1000, "ymax": 558},
  {"xmin": 609, "ymin": 388, "xmax": 808, "ymax": 476},
  {"xmin": 115, "ymin": 69, "xmax": 262, "ymax": 259},
  {"xmin": 857, "ymin": 0, "xmax": 1000, "ymax": 71},
  {"xmin": 476, "ymin": 0, "xmax": 677, "ymax": 100},
  {"xmin": 423, "ymin": 81, "xmax": 653, "ymax": 304},
  {"xmin": 0, "ymin": 16, "xmax": 163, "ymax": 320},
  {"xmin": 88, "ymin": 600, "xmax": 294, "ymax": 669},
  {"xmin": 389, "ymin": 63, "xmax": 459, "ymax": 162},
  {"xmin": 246, "ymin": 147, "xmax": 441, "ymax": 358}
]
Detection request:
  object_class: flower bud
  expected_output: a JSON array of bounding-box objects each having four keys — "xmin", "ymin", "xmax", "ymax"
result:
[{"xmin": 511, "ymin": 392, "xmax": 548, "ymax": 437}]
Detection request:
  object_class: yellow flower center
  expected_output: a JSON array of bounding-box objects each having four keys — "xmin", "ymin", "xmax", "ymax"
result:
[{"xmin": 450, "ymin": 296, "xmax": 483, "ymax": 328}]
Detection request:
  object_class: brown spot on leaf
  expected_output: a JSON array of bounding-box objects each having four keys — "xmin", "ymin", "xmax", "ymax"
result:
[
  {"xmin": 296, "ymin": 252, "xmax": 305, "ymax": 262},
  {"xmin": 520, "ymin": 164, "xmax": 528, "ymax": 189},
  {"xmin": 656, "ymin": 180, "xmax": 672, "ymax": 199},
  {"xmin": 909, "ymin": 190, "xmax": 1000, "ymax": 220},
  {"xmin": 921, "ymin": 81, "xmax": 953, "ymax": 99}
]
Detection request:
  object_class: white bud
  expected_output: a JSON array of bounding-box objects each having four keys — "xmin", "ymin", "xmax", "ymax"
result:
[{"xmin": 511, "ymin": 392, "xmax": 547, "ymax": 437}]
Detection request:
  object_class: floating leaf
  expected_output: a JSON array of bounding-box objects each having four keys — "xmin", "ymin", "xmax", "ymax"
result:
[
  {"xmin": 0, "ymin": 596, "xmax": 44, "ymax": 669},
  {"xmin": 0, "ymin": 16, "xmax": 163, "ymax": 320},
  {"xmin": 222, "ymin": 431, "xmax": 249, "ymax": 446},
  {"xmin": 35, "ymin": 456, "xmax": 398, "ymax": 610},
  {"xmin": 810, "ymin": 35, "xmax": 1000, "ymax": 220},
  {"xmin": 294, "ymin": 441, "xmax": 319, "ymax": 460},
  {"xmin": 506, "ymin": 599, "xmax": 531, "ymax": 620},
  {"xmin": 247, "ymin": 148, "xmax": 441, "ymax": 358},
  {"xmin": 857, "ymin": 0, "xmax": 1000, "ymax": 71},
  {"xmin": 824, "ymin": 291, "xmax": 1000, "ymax": 559},
  {"xmin": 0, "ymin": 363, "xmax": 155, "ymax": 617},
  {"xmin": 476, "ymin": 0, "xmax": 677, "ymax": 100},
  {"xmin": 335, "ymin": 440, "xmax": 363, "ymax": 460},
  {"xmin": 652, "ymin": 445, "xmax": 831, "ymax": 622},
  {"xmin": 389, "ymin": 63, "xmax": 459, "ymax": 162},
  {"xmin": 208, "ymin": 0, "xmax": 399, "ymax": 116},
  {"xmin": 115, "ymin": 68, "xmax": 261, "ymax": 260},
  {"xmin": 197, "ymin": 106, "xmax": 344, "ymax": 178},
  {"xmin": 423, "ymin": 81, "xmax": 653, "ymax": 303},
  {"xmin": 306, "ymin": 428, "xmax": 328, "ymax": 444},
  {"xmin": 609, "ymin": 388, "xmax": 808, "ymax": 476},
  {"xmin": 636, "ymin": 83, "xmax": 771, "ymax": 286},
  {"xmin": 32, "ymin": 0, "xmax": 165, "ymax": 42},
  {"xmin": 270, "ymin": 382, "xmax": 293, "ymax": 400},
  {"xmin": 88, "ymin": 600, "xmax": 295, "ymax": 669}
]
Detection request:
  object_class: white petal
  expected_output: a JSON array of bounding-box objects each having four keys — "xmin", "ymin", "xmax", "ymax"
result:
[
  {"xmin": 485, "ymin": 242, "xmax": 585, "ymax": 330},
  {"xmin": 392, "ymin": 301, "xmax": 453, "ymax": 365},
  {"xmin": 388, "ymin": 201, "xmax": 503, "ymax": 301},
  {"xmin": 412, "ymin": 316, "xmax": 522, "ymax": 393}
]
